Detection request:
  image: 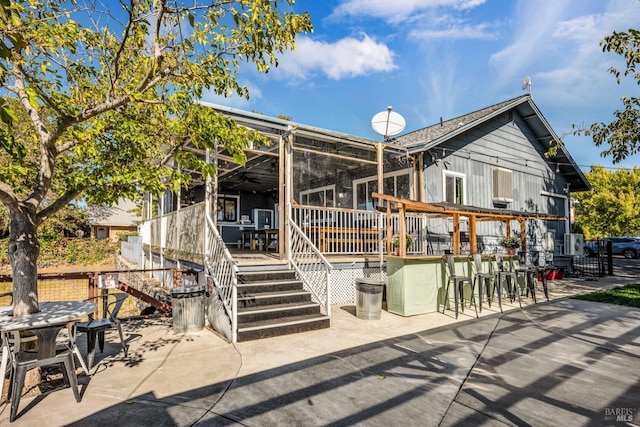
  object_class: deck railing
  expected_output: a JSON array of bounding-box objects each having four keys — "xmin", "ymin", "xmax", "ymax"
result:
[
  {"xmin": 204, "ymin": 214, "xmax": 239, "ymax": 342},
  {"xmin": 291, "ymin": 205, "xmax": 427, "ymax": 255},
  {"xmin": 288, "ymin": 219, "xmax": 333, "ymax": 316}
]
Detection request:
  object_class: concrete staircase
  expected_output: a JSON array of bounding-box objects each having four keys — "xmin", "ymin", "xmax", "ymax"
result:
[{"xmin": 236, "ymin": 268, "xmax": 330, "ymax": 341}]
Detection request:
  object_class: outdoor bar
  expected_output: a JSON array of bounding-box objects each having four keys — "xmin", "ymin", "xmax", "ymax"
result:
[{"xmin": 374, "ymin": 193, "xmax": 567, "ymax": 316}]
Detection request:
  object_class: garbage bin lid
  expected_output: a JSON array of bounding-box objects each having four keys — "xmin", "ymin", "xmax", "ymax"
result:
[{"xmin": 355, "ymin": 278, "xmax": 386, "ymax": 286}]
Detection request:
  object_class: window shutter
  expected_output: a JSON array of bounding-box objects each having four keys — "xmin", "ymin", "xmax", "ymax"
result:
[{"xmin": 492, "ymin": 168, "xmax": 513, "ymax": 203}]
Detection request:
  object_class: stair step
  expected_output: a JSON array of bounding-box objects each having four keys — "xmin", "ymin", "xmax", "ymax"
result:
[
  {"xmin": 237, "ymin": 302, "xmax": 322, "ymax": 323},
  {"xmin": 237, "ymin": 314, "xmax": 331, "ymax": 341},
  {"xmin": 238, "ymin": 270, "xmax": 297, "ymax": 283},
  {"xmin": 237, "ymin": 279, "xmax": 304, "ymax": 294},
  {"xmin": 237, "ymin": 290, "xmax": 312, "ymax": 308}
]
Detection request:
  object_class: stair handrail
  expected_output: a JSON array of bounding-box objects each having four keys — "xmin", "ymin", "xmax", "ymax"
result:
[
  {"xmin": 205, "ymin": 214, "xmax": 239, "ymax": 342},
  {"xmin": 288, "ymin": 218, "xmax": 333, "ymax": 316}
]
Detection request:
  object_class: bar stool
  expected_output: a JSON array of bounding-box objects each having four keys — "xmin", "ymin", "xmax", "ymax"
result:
[
  {"xmin": 496, "ymin": 254, "xmax": 521, "ymax": 308},
  {"xmin": 471, "ymin": 253, "xmax": 496, "ymax": 314},
  {"xmin": 515, "ymin": 252, "xmax": 536, "ymax": 304},
  {"xmin": 531, "ymin": 251, "xmax": 550, "ymax": 301},
  {"xmin": 443, "ymin": 254, "xmax": 474, "ymax": 318}
]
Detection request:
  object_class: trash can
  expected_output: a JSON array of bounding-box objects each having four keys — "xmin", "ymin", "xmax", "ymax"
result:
[
  {"xmin": 355, "ymin": 278, "xmax": 385, "ymax": 320},
  {"xmin": 171, "ymin": 285, "xmax": 206, "ymax": 333}
]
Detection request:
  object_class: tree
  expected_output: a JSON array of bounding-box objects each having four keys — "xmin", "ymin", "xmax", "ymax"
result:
[
  {"xmin": 577, "ymin": 29, "xmax": 640, "ymax": 163},
  {"xmin": 0, "ymin": 1, "xmax": 312, "ymax": 316},
  {"xmin": 573, "ymin": 166, "xmax": 640, "ymax": 239}
]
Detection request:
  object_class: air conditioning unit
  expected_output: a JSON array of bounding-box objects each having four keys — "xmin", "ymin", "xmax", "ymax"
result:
[{"xmin": 564, "ymin": 233, "xmax": 584, "ymax": 256}]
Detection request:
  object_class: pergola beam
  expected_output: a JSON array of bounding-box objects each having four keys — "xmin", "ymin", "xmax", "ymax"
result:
[{"xmin": 372, "ymin": 192, "xmax": 567, "ymax": 256}]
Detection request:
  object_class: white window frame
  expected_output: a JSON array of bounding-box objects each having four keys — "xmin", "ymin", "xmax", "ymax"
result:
[
  {"xmin": 353, "ymin": 169, "xmax": 413, "ymax": 210},
  {"xmin": 299, "ymin": 184, "xmax": 336, "ymax": 207},
  {"xmin": 442, "ymin": 170, "xmax": 466, "ymax": 205}
]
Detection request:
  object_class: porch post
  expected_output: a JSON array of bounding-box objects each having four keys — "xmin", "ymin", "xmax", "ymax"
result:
[
  {"xmin": 452, "ymin": 213, "xmax": 460, "ymax": 255},
  {"xmin": 399, "ymin": 203, "xmax": 407, "ymax": 257},
  {"xmin": 205, "ymin": 148, "xmax": 212, "ymax": 260},
  {"xmin": 176, "ymin": 167, "xmax": 181, "ymax": 269},
  {"xmin": 285, "ymin": 126, "xmax": 294, "ymax": 265},
  {"xmin": 159, "ymin": 194, "xmax": 165, "ymax": 285},
  {"xmin": 386, "ymin": 201, "xmax": 392, "ymax": 255},
  {"xmin": 520, "ymin": 219, "xmax": 527, "ymax": 253},
  {"xmin": 279, "ymin": 132, "xmax": 286, "ymax": 260},
  {"xmin": 469, "ymin": 214, "xmax": 477, "ymax": 254},
  {"xmin": 213, "ymin": 140, "xmax": 219, "ymax": 227},
  {"xmin": 417, "ymin": 154, "xmax": 424, "ymax": 202},
  {"xmin": 376, "ymin": 143, "xmax": 384, "ymax": 199}
]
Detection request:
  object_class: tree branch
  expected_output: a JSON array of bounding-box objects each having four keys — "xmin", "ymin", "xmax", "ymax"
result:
[
  {"xmin": 36, "ymin": 187, "xmax": 85, "ymax": 226},
  {"xmin": 0, "ymin": 181, "xmax": 20, "ymax": 212}
]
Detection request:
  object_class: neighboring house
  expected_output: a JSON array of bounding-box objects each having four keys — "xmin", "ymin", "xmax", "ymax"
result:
[
  {"xmin": 134, "ymin": 94, "xmax": 591, "ymax": 342},
  {"xmin": 88, "ymin": 198, "xmax": 141, "ymax": 240}
]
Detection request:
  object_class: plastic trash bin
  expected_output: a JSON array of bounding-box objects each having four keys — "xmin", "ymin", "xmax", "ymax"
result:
[
  {"xmin": 171, "ymin": 285, "xmax": 205, "ymax": 333},
  {"xmin": 355, "ymin": 278, "xmax": 385, "ymax": 320}
]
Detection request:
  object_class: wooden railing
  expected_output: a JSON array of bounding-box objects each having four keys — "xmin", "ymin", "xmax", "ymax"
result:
[{"xmin": 291, "ymin": 205, "xmax": 426, "ymax": 255}]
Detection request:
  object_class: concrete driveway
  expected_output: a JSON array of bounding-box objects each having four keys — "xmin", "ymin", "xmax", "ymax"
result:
[{"xmin": 0, "ymin": 276, "xmax": 638, "ymax": 426}]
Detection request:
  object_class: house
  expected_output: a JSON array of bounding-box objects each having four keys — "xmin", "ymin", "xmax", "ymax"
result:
[
  {"xmin": 135, "ymin": 94, "xmax": 590, "ymax": 342},
  {"xmin": 88, "ymin": 198, "xmax": 141, "ymax": 241}
]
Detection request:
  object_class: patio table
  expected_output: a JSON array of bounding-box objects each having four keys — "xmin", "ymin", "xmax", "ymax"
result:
[
  {"xmin": 242, "ymin": 228, "xmax": 278, "ymax": 251},
  {"xmin": 0, "ymin": 301, "xmax": 96, "ymax": 400}
]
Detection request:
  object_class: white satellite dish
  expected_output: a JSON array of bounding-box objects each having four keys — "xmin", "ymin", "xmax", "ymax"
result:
[
  {"xmin": 371, "ymin": 106, "xmax": 406, "ymax": 141},
  {"xmin": 521, "ymin": 76, "xmax": 532, "ymax": 96}
]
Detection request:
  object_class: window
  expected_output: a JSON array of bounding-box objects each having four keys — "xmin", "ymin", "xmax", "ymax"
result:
[
  {"xmin": 443, "ymin": 171, "xmax": 465, "ymax": 204},
  {"xmin": 216, "ymin": 195, "xmax": 239, "ymax": 222},
  {"xmin": 300, "ymin": 185, "xmax": 335, "ymax": 207},
  {"xmin": 492, "ymin": 167, "xmax": 513, "ymax": 203},
  {"xmin": 353, "ymin": 170, "xmax": 412, "ymax": 210}
]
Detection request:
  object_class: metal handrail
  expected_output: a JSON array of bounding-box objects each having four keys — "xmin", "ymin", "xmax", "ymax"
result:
[
  {"xmin": 288, "ymin": 218, "xmax": 333, "ymax": 316},
  {"xmin": 204, "ymin": 214, "xmax": 239, "ymax": 342}
]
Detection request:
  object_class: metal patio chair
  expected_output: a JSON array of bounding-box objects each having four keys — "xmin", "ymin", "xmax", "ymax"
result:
[
  {"xmin": 9, "ymin": 323, "xmax": 81, "ymax": 422},
  {"xmin": 76, "ymin": 292, "xmax": 129, "ymax": 370}
]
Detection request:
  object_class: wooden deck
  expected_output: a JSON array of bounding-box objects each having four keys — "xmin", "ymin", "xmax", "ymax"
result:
[{"xmin": 227, "ymin": 248, "xmax": 383, "ymax": 267}]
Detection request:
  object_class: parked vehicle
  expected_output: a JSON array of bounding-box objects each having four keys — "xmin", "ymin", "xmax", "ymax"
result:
[{"xmin": 584, "ymin": 237, "xmax": 640, "ymax": 258}]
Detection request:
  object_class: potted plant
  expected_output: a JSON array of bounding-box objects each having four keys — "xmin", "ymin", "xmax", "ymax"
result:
[
  {"xmin": 391, "ymin": 233, "xmax": 414, "ymax": 255},
  {"xmin": 499, "ymin": 236, "xmax": 521, "ymax": 255}
]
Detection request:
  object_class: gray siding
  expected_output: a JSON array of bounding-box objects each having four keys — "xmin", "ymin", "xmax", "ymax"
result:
[{"xmin": 420, "ymin": 110, "xmax": 569, "ymax": 252}]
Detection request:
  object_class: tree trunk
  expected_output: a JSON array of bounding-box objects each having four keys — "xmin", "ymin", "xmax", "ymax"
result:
[{"xmin": 7, "ymin": 208, "xmax": 40, "ymax": 316}]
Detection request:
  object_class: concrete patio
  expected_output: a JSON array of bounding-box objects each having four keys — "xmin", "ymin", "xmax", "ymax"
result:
[{"xmin": 0, "ymin": 274, "xmax": 638, "ymax": 426}]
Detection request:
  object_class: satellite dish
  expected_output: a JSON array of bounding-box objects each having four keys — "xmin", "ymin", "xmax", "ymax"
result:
[
  {"xmin": 371, "ymin": 106, "xmax": 406, "ymax": 141},
  {"xmin": 521, "ymin": 76, "xmax": 532, "ymax": 96}
]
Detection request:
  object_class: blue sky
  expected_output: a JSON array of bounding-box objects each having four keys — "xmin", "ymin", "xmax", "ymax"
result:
[{"xmin": 204, "ymin": 0, "xmax": 640, "ymax": 172}]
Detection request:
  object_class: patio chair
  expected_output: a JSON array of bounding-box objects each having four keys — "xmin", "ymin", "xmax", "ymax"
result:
[
  {"xmin": 9, "ymin": 323, "xmax": 81, "ymax": 422},
  {"xmin": 530, "ymin": 251, "xmax": 550, "ymax": 301},
  {"xmin": 514, "ymin": 252, "xmax": 536, "ymax": 304},
  {"xmin": 76, "ymin": 292, "xmax": 129, "ymax": 370},
  {"xmin": 495, "ymin": 255, "xmax": 521, "ymax": 308},
  {"xmin": 471, "ymin": 253, "xmax": 496, "ymax": 314},
  {"xmin": 443, "ymin": 254, "xmax": 474, "ymax": 319}
]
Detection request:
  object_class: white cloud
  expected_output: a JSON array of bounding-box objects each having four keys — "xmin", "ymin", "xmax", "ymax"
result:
[
  {"xmin": 276, "ymin": 35, "xmax": 397, "ymax": 80},
  {"xmin": 331, "ymin": 0, "xmax": 487, "ymax": 24},
  {"xmin": 410, "ymin": 19, "xmax": 497, "ymax": 40},
  {"xmin": 490, "ymin": 0, "xmax": 640, "ymax": 98}
]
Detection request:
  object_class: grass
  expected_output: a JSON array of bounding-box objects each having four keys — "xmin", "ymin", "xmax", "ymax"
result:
[{"xmin": 573, "ymin": 283, "xmax": 640, "ymax": 308}]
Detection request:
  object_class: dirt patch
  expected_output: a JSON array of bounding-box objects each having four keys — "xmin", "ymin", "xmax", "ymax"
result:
[{"xmin": 0, "ymin": 255, "xmax": 116, "ymax": 275}]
